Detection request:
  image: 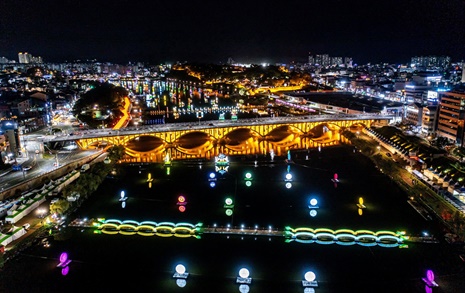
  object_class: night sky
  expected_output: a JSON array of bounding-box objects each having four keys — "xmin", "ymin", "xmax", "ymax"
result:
[{"xmin": 1, "ymin": 0, "xmax": 464, "ymax": 65}]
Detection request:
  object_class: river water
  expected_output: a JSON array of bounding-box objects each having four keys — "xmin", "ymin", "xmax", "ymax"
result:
[{"xmin": 1, "ymin": 145, "xmax": 464, "ymax": 293}]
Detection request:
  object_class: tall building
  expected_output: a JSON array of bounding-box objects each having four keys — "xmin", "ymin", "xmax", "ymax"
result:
[
  {"xmin": 436, "ymin": 89, "xmax": 465, "ymax": 146},
  {"xmin": 32, "ymin": 56, "xmax": 43, "ymax": 63},
  {"xmin": 18, "ymin": 52, "xmax": 32, "ymax": 63},
  {"xmin": 405, "ymin": 103, "xmax": 423, "ymax": 127},
  {"xmin": 462, "ymin": 62, "xmax": 465, "ymax": 83},
  {"xmin": 0, "ymin": 120, "xmax": 20, "ymax": 157},
  {"xmin": 410, "ymin": 55, "xmax": 451, "ymax": 69},
  {"xmin": 344, "ymin": 57, "xmax": 353, "ymax": 68},
  {"xmin": 330, "ymin": 57, "xmax": 343, "ymax": 66},
  {"xmin": 309, "ymin": 53, "xmax": 352, "ymax": 67},
  {"xmin": 308, "ymin": 52, "xmax": 314, "ymax": 66},
  {"xmin": 403, "ymin": 82, "xmax": 433, "ymax": 105},
  {"xmin": 421, "ymin": 105, "xmax": 438, "ymax": 135},
  {"xmin": 315, "ymin": 54, "xmax": 330, "ymax": 67},
  {"xmin": 18, "ymin": 52, "xmax": 42, "ymax": 64},
  {"xmin": 0, "ymin": 57, "xmax": 10, "ymax": 64}
]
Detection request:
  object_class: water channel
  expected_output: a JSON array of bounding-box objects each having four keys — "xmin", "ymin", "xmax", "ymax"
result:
[{"xmin": 1, "ymin": 145, "xmax": 464, "ymax": 292}]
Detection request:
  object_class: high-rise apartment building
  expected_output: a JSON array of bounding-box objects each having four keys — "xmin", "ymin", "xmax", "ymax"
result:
[
  {"xmin": 436, "ymin": 89, "xmax": 465, "ymax": 146},
  {"xmin": 462, "ymin": 62, "xmax": 465, "ymax": 83},
  {"xmin": 308, "ymin": 52, "xmax": 314, "ymax": 66},
  {"xmin": 330, "ymin": 57, "xmax": 343, "ymax": 66},
  {"xmin": 32, "ymin": 56, "xmax": 43, "ymax": 63},
  {"xmin": 410, "ymin": 55, "xmax": 451, "ymax": 69},
  {"xmin": 18, "ymin": 52, "xmax": 43, "ymax": 64},
  {"xmin": 309, "ymin": 53, "xmax": 351, "ymax": 67},
  {"xmin": 18, "ymin": 52, "xmax": 32, "ymax": 63},
  {"xmin": 344, "ymin": 57, "xmax": 353, "ymax": 68},
  {"xmin": 315, "ymin": 54, "xmax": 330, "ymax": 67}
]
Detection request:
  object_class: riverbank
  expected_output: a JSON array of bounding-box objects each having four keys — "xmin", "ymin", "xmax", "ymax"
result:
[
  {"xmin": 346, "ymin": 129, "xmax": 464, "ymax": 241},
  {"xmin": 0, "ymin": 146, "xmax": 125, "ymax": 269}
]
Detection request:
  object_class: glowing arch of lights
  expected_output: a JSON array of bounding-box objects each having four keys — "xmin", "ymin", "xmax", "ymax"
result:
[
  {"xmin": 97, "ymin": 219, "xmax": 203, "ymax": 238},
  {"xmin": 74, "ymin": 119, "xmax": 376, "ymax": 159},
  {"xmin": 94, "ymin": 220, "xmax": 404, "ymax": 247},
  {"xmin": 283, "ymin": 227, "xmax": 403, "ymax": 247}
]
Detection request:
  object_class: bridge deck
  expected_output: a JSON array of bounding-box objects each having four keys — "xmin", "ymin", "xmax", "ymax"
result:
[
  {"xmin": 48, "ymin": 114, "xmax": 393, "ymax": 142},
  {"xmin": 202, "ymin": 227, "xmax": 283, "ymax": 237},
  {"xmin": 68, "ymin": 218, "xmax": 436, "ymax": 244}
]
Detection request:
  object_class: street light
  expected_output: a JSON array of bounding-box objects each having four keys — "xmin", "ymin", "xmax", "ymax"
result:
[
  {"xmin": 196, "ymin": 111, "xmax": 204, "ymax": 125},
  {"xmin": 37, "ymin": 208, "xmax": 47, "ymax": 218}
]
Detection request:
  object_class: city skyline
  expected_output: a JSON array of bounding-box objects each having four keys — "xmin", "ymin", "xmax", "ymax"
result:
[{"xmin": 0, "ymin": 0, "xmax": 464, "ymax": 65}]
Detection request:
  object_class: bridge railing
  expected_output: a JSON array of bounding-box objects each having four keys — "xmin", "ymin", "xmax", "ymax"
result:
[{"xmin": 48, "ymin": 114, "xmax": 393, "ymax": 142}]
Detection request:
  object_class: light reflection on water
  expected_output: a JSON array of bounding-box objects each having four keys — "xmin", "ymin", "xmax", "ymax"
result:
[{"xmin": 2, "ymin": 146, "xmax": 462, "ymax": 292}]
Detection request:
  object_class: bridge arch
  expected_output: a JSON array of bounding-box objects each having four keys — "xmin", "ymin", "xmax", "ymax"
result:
[{"xmin": 70, "ymin": 117, "xmax": 385, "ymax": 162}]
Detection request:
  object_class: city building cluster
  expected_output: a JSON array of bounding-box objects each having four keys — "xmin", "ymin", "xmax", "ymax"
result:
[{"xmin": 1, "ymin": 52, "xmax": 465, "ymax": 164}]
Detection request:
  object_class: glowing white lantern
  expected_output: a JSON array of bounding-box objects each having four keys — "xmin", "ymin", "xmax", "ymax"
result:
[
  {"xmin": 175, "ymin": 264, "xmax": 186, "ymax": 275},
  {"xmin": 239, "ymin": 268, "xmax": 250, "ymax": 279},
  {"xmin": 304, "ymin": 271, "xmax": 316, "ymax": 282}
]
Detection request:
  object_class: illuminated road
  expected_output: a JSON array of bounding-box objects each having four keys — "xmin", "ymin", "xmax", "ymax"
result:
[
  {"xmin": 0, "ymin": 146, "xmax": 100, "ymax": 193},
  {"xmin": 47, "ymin": 114, "xmax": 393, "ymax": 143}
]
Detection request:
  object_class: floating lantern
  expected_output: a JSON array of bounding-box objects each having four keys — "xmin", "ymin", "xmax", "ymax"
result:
[
  {"xmin": 237, "ymin": 267, "xmax": 252, "ymax": 284},
  {"xmin": 57, "ymin": 252, "xmax": 72, "ymax": 268},
  {"xmin": 302, "ymin": 270, "xmax": 318, "ymax": 287}
]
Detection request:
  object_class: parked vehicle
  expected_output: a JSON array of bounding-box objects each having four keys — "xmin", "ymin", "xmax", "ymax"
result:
[{"xmin": 23, "ymin": 165, "xmax": 33, "ymax": 171}]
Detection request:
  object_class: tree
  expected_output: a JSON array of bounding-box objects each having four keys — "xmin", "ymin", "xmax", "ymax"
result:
[
  {"xmin": 50, "ymin": 199, "xmax": 70, "ymax": 216},
  {"xmin": 72, "ymin": 82, "xmax": 129, "ymax": 128},
  {"xmin": 108, "ymin": 145, "xmax": 125, "ymax": 161}
]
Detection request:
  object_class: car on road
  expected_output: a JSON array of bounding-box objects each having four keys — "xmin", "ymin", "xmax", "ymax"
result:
[{"xmin": 23, "ymin": 165, "xmax": 33, "ymax": 171}]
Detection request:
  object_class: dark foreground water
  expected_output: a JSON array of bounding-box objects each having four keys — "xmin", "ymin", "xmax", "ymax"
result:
[{"xmin": 1, "ymin": 146, "xmax": 464, "ymax": 293}]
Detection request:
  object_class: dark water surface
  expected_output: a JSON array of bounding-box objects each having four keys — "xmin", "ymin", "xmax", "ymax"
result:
[{"xmin": 1, "ymin": 146, "xmax": 464, "ymax": 292}]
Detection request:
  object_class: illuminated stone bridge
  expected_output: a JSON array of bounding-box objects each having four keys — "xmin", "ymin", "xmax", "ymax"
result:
[{"xmin": 50, "ymin": 114, "xmax": 392, "ymax": 163}]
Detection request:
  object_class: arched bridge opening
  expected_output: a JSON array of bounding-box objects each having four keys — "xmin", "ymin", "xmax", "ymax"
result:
[{"xmin": 72, "ymin": 118, "xmax": 381, "ymax": 163}]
